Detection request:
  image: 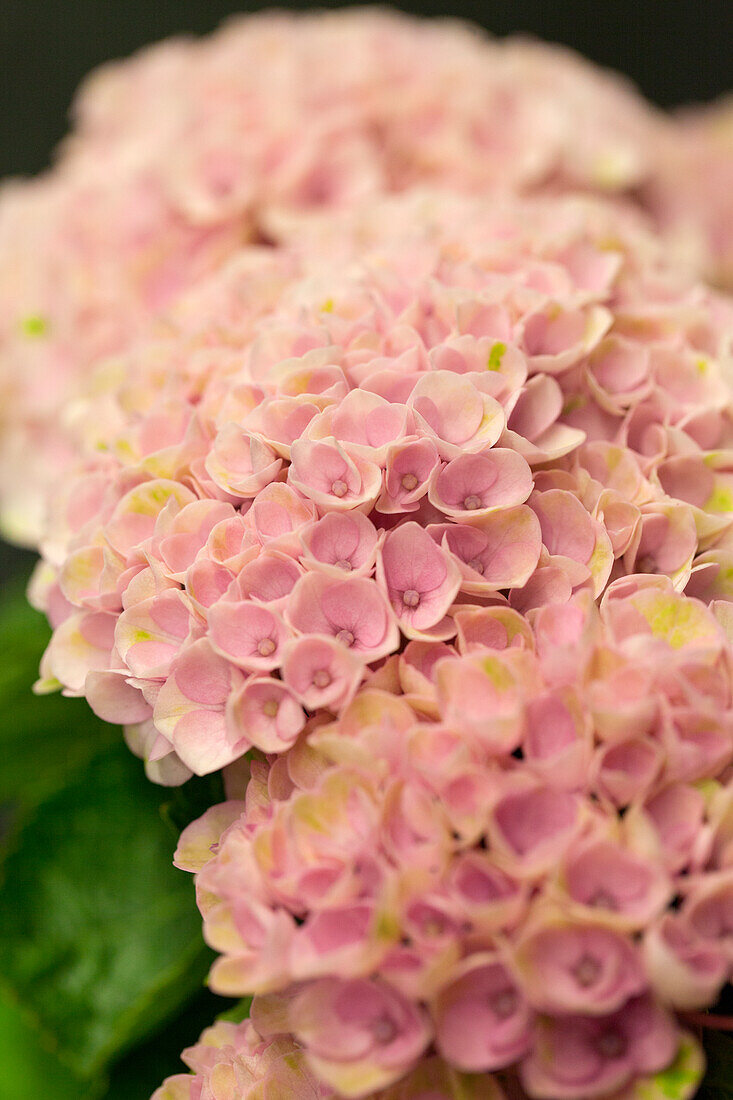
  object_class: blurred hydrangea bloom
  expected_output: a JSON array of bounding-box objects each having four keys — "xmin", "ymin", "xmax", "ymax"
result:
[
  {"xmin": 3, "ymin": 7, "xmax": 726, "ymax": 545},
  {"xmin": 646, "ymin": 95, "xmax": 733, "ymax": 293}
]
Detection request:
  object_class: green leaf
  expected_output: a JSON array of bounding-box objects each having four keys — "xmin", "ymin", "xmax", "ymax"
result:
[
  {"xmin": 0, "ymin": 985, "xmax": 98, "ymax": 1100},
  {"xmin": 0, "ymin": 743, "xmax": 211, "ymax": 1078}
]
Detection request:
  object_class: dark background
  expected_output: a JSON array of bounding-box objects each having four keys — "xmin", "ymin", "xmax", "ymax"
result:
[
  {"xmin": 0, "ymin": 0, "xmax": 731, "ymax": 586},
  {"xmin": 1, "ymin": 0, "xmax": 732, "ymax": 181}
]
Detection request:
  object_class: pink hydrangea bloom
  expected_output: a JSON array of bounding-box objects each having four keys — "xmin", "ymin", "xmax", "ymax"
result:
[
  {"xmin": 31, "ymin": 188, "xmax": 733, "ymax": 790},
  {"xmin": 4, "ymin": 8, "xmax": 731, "ymax": 544}
]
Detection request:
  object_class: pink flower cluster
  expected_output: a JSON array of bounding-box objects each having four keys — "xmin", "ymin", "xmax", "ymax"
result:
[
  {"xmin": 33, "ymin": 191, "xmax": 733, "ymax": 795},
  {"xmin": 166, "ymin": 575, "xmax": 728, "ymax": 1098},
  {"xmin": 2, "ymin": 8, "xmax": 730, "ymax": 545},
  {"xmin": 153, "ymin": 1017, "xmax": 502, "ymax": 1100},
  {"xmin": 152, "ymin": 1018, "xmax": 328, "ymax": 1100}
]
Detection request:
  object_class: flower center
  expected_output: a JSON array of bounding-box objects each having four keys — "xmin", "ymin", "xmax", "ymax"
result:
[
  {"xmin": 336, "ymin": 629, "xmax": 355, "ymax": 647},
  {"xmin": 334, "ymin": 558, "xmax": 353, "ymax": 571},
  {"xmin": 467, "ymin": 557, "xmax": 484, "ymax": 574},
  {"xmin": 262, "ymin": 699, "xmax": 279, "ymax": 719},
  {"xmin": 401, "ymin": 472, "xmax": 418, "ymax": 492},
  {"xmin": 371, "ymin": 1015, "xmax": 397, "ymax": 1045},
  {"xmin": 463, "ymin": 493, "xmax": 483, "ymax": 510},
  {"xmin": 490, "ymin": 988, "xmax": 518, "ymax": 1020},
  {"xmin": 590, "ymin": 889, "xmax": 616, "ymax": 911},
  {"xmin": 596, "ymin": 1030, "xmax": 627, "ymax": 1060},
  {"xmin": 331, "ymin": 479, "xmax": 348, "ymax": 498},
  {"xmin": 573, "ymin": 954, "xmax": 601, "ymax": 988},
  {"xmin": 313, "ymin": 669, "xmax": 332, "ymax": 689},
  {"xmin": 402, "ymin": 589, "xmax": 421, "ymax": 608},
  {"xmin": 257, "ymin": 637, "xmax": 276, "ymax": 657}
]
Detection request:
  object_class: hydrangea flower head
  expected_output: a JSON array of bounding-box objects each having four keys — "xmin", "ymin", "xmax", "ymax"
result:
[{"xmin": 1, "ymin": 10, "xmax": 730, "ymax": 1098}]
